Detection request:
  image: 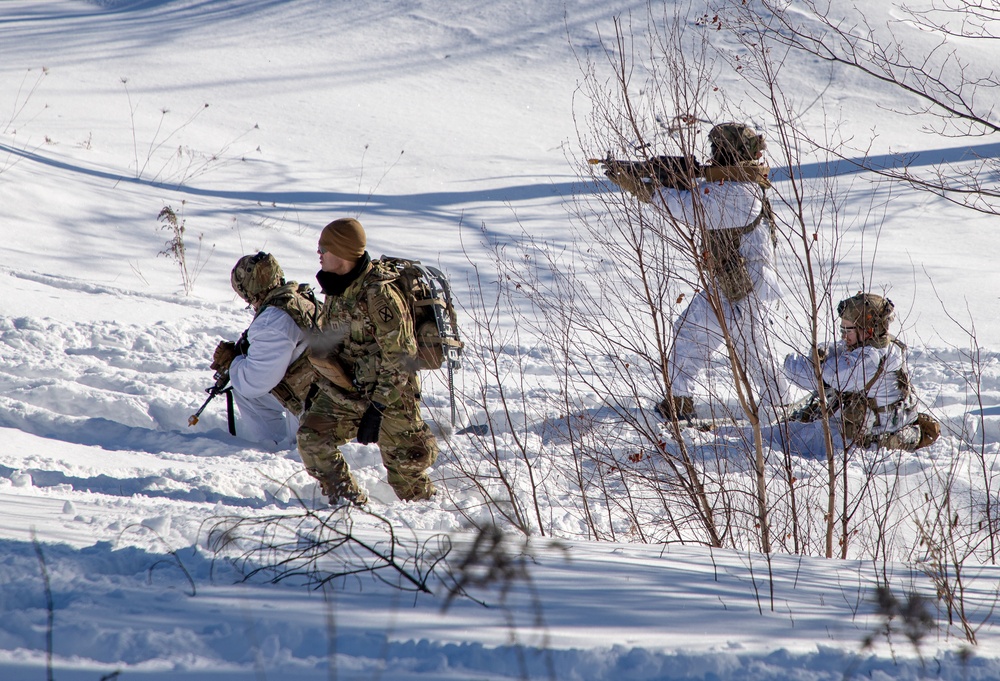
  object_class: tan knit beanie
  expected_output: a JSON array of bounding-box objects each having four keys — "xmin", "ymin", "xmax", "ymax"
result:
[{"xmin": 319, "ymin": 218, "xmax": 367, "ymax": 261}]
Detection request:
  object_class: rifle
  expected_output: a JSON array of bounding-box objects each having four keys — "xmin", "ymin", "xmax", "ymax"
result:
[
  {"xmin": 589, "ymin": 153, "xmax": 703, "ymax": 191},
  {"xmin": 788, "ymin": 385, "xmax": 840, "ymax": 423},
  {"xmin": 188, "ymin": 369, "xmax": 236, "ymax": 435}
]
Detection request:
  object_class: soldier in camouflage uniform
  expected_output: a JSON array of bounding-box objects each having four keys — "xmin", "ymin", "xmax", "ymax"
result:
[
  {"xmin": 298, "ymin": 217, "xmax": 438, "ymax": 505},
  {"xmin": 212, "ymin": 252, "xmax": 321, "ymax": 444}
]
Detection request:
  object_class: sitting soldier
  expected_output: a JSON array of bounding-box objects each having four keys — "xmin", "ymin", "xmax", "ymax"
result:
[{"xmin": 782, "ymin": 292, "xmax": 939, "ymax": 451}]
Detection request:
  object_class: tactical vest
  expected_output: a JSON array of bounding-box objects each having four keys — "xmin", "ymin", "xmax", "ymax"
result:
[
  {"xmin": 839, "ymin": 338, "xmax": 917, "ymax": 442},
  {"xmin": 704, "ymin": 213, "xmax": 762, "ymax": 302},
  {"xmin": 700, "ymin": 166, "xmax": 775, "ymax": 303},
  {"xmin": 255, "ymin": 282, "xmax": 322, "ymax": 415},
  {"xmin": 316, "ymin": 262, "xmax": 419, "ymax": 404}
]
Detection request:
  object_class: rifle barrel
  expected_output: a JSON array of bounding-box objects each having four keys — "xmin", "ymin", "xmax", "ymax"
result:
[{"xmin": 188, "ymin": 371, "xmax": 230, "ymax": 427}]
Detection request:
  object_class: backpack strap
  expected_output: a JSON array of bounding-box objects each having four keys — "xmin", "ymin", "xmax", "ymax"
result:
[
  {"xmin": 706, "ymin": 187, "xmax": 775, "ymax": 244},
  {"xmin": 860, "ymin": 339, "xmax": 909, "ymax": 399},
  {"xmin": 761, "ymin": 191, "xmax": 777, "ymax": 248}
]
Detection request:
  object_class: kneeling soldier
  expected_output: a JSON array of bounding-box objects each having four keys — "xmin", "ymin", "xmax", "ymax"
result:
[
  {"xmin": 213, "ymin": 252, "xmax": 321, "ymax": 445},
  {"xmin": 783, "ymin": 292, "xmax": 939, "ymax": 451}
]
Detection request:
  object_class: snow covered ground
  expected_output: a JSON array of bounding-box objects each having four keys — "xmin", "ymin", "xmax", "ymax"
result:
[{"xmin": 2, "ymin": 0, "xmax": 1000, "ymax": 679}]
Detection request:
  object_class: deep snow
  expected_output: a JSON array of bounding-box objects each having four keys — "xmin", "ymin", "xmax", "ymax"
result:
[{"xmin": 2, "ymin": 0, "xmax": 1000, "ymax": 679}]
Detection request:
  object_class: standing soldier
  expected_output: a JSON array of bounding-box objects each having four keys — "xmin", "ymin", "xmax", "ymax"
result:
[
  {"xmin": 212, "ymin": 252, "xmax": 320, "ymax": 445},
  {"xmin": 606, "ymin": 122, "xmax": 790, "ymax": 423},
  {"xmin": 299, "ymin": 217, "xmax": 438, "ymax": 505}
]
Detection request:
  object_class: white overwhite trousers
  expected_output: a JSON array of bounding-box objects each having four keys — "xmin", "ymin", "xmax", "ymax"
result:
[
  {"xmin": 669, "ymin": 291, "xmax": 790, "ymax": 411},
  {"xmin": 233, "ymin": 390, "xmax": 299, "ymax": 445}
]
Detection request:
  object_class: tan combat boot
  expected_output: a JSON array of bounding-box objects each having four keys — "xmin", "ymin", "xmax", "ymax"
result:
[
  {"xmin": 322, "ymin": 474, "xmax": 368, "ymax": 507},
  {"xmin": 655, "ymin": 395, "xmax": 696, "ymax": 422}
]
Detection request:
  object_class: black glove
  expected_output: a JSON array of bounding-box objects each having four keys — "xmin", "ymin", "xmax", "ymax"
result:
[
  {"xmin": 357, "ymin": 402, "xmax": 386, "ymax": 445},
  {"xmin": 236, "ymin": 332, "xmax": 250, "ymax": 356}
]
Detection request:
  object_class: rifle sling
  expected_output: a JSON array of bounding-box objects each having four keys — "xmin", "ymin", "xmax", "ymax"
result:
[
  {"xmin": 863, "ymin": 354, "xmax": 889, "ymax": 395},
  {"xmin": 225, "ymin": 386, "xmax": 236, "ymax": 436}
]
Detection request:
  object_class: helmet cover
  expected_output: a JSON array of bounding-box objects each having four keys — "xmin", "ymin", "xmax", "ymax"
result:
[
  {"xmin": 837, "ymin": 292, "xmax": 895, "ymax": 338},
  {"xmin": 231, "ymin": 252, "xmax": 284, "ymax": 305},
  {"xmin": 709, "ymin": 123, "xmax": 766, "ymax": 164}
]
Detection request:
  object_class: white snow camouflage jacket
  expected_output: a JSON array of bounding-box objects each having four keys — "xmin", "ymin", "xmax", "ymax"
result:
[{"xmin": 652, "ymin": 178, "xmax": 781, "ymax": 303}]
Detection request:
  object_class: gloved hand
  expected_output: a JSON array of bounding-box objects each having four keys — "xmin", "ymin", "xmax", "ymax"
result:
[
  {"xmin": 356, "ymin": 402, "xmax": 386, "ymax": 445},
  {"xmin": 606, "ymin": 168, "xmax": 654, "ymax": 203},
  {"xmin": 211, "ymin": 340, "xmax": 239, "ymax": 372},
  {"xmin": 236, "ymin": 332, "xmax": 250, "ymax": 356},
  {"xmin": 814, "ymin": 345, "xmax": 828, "ymax": 362}
]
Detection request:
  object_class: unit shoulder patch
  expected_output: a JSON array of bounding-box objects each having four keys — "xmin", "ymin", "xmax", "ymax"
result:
[
  {"xmin": 367, "ymin": 283, "xmax": 403, "ymax": 333},
  {"xmin": 376, "ymin": 302, "xmax": 395, "ymax": 324}
]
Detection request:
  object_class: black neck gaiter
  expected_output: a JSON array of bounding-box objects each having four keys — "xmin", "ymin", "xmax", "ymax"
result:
[{"xmin": 316, "ymin": 251, "xmax": 371, "ymax": 296}]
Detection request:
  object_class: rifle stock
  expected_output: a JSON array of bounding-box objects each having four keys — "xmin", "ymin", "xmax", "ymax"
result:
[{"xmin": 307, "ymin": 351, "xmax": 356, "ymax": 391}]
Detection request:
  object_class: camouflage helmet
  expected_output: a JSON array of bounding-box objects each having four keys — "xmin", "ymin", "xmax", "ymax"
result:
[
  {"xmin": 837, "ymin": 292, "xmax": 895, "ymax": 339},
  {"xmin": 709, "ymin": 122, "xmax": 767, "ymax": 164},
  {"xmin": 231, "ymin": 252, "xmax": 284, "ymax": 306}
]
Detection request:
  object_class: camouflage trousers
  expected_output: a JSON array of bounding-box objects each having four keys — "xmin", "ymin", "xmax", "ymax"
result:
[{"xmin": 296, "ymin": 380, "xmax": 438, "ymax": 502}]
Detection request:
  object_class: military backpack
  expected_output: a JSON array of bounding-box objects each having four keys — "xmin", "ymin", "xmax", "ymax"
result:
[
  {"xmin": 369, "ymin": 255, "xmax": 464, "ymax": 425},
  {"xmin": 255, "ymin": 281, "xmax": 324, "ymax": 416},
  {"xmin": 372, "ymin": 256, "xmax": 464, "ymax": 372}
]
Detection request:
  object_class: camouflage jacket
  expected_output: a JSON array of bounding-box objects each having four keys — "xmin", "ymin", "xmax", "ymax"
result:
[{"xmin": 318, "ymin": 261, "xmax": 418, "ymax": 406}]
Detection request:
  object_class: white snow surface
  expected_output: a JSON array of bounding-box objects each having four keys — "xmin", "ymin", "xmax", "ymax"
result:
[{"xmin": 2, "ymin": 0, "xmax": 1000, "ymax": 679}]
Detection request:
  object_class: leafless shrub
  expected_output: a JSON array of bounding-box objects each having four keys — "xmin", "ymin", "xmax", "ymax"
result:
[
  {"xmin": 710, "ymin": 0, "xmax": 1000, "ymax": 637},
  {"xmin": 447, "ymin": 9, "xmax": 1000, "ymax": 647},
  {"xmin": 862, "ymin": 586, "xmax": 936, "ymax": 664},
  {"xmin": 441, "ymin": 245, "xmax": 554, "ymax": 537},
  {"xmin": 441, "ymin": 524, "xmax": 559, "ymax": 681},
  {"xmin": 157, "ymin": 202, "xmax": 213, "ymax": 295},
  {"xmin": 714, "ymin": 0, "xmax": 1000, "ymax": 215},
  {"xmin": 3, "ymin": 66, "xmax": 49, "ymax": 136},
  {"xmin": 205, "ymin": 501, "xmax": 451, "ymax": 594},
  {"xmin": 120, "ymin": 76, "xmax": 258, "ymax": 185}
]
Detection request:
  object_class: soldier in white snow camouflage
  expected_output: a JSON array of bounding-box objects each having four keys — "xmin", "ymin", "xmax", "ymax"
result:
[
  {"xmin": 783, "ymin": 291, "xmax": 938, "ymax": 451},
  {"xmin": 212, "ymin": 252, "xmax": 321, "ymax": 444},
  {"xmin": 607, "ymin": 122, "xmax": 791, "ymax": 423}
]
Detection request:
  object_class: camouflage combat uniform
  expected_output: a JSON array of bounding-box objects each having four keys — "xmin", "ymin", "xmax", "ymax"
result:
[
  {"xmin": 783, "ymin": 292, "xmax": 936, "ymax": 451},
  {"xmin": 297, "ymin": 257, "xmax": 438, "ymax": 503}
]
